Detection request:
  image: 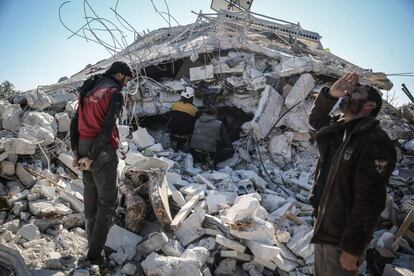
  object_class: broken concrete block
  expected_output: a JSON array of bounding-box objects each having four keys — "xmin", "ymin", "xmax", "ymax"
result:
[
  {"xmin": 25, "ymin": 89, "xmax": 52, "ymax": 110},
  {"xmin": 287, "ymin": 226, "xmax": 313, "ymax": 260},
  {"xmin": 106, "ymin": 224, "xmax": 142, "ymax": 259},
  {"xmin": 244, "ymin": 240, "xmax": 281, "ymax": 261},
  {"xmin": 221, "ymin": 250, "xmax": 253, "ymax": 262},
  {"xmin": 58, "ymin": 153, "xmax": 81, "ymax": 176},
  {"xmin": 16, "ymin": 223, "xmax": 40, "ymax": 241},
  {"xmin": 45, "ymin": 251, "xmax": 63, "ymax": 270},
  {"xmin": 251, "ymin": 76, "xmax": 267, "ymax": 91},
  {"xmin": 276, "ymin": 102, "xmax": 311, "ymax": 132},
  {"xmin": 215, "ymin": 234, "xmax": 246, "ymax": 253},
  {"xmin": 28, "ymin": 200, "xmax": 73, "ymax": 218},
  {"xmin": 125, "ymin": 151, "xmax": 145, "ymax": 165},
  {"xmin": 18, "ymin": 125, "xmax": 55, "ymax": 146},
  {"xmin": 273, "ymin": 252, "xmax": 298, "ymax": 272},
  {"xmin": 22, "ymin": 112, "xmax": 57, "ymax": 134},
  {"xmin": 236, "ymin": 170, "xmax": 267, "ymax": 190},
  {"xmin": 190, "ymin": 64, "xmax": 214, "ymax": 81},
  {"xmin": 132, "ymin": 127, "xmax": 155, "ymax": 149},
  {"xmin": 121, "ymin": 263, "xmax": 137, "ymax": 275},
  {"xmin": 251, "ymin": 85, "xmax": 284, "ymax": 140},
  {"xmin": 142, "ymin": 252, "xmax": 202, "ymax": 276},
  {"xmin": 206, "ymin": 193, "xmax": 227, "ymax": 214},
  {"xmin": 181, "ymin": 247, "xmax": 210, "ymax": 268},
  {"xmin": 1, "ymin": 219, "xmax": 20, "ymax": 234},
  {"xmin": 284, "ymin": 73, "xmax": 315, "ymax": 108},
  {"xmin": 230, "ymin": 217, "xmax": 275, "ymax": 244},
  {"xmin": 148, "ymin": 143, "xmax": 163, "ymax": 152},
  {"xmin": 4, "ymin": 138, "xmax": 36, "ymax": 155},
  {"xmin": 137, "ymin": 232, "xmax": 169, "ymax": 256},
  {"xmin": 2, "ymin": 104, "xmax": 23, "ymax": 132},
  {"xmin": 174, "ymin": 208, "xmax": 205, "ymax": 246},
  {"xmin": 0, "ymin": 160, "xmax": 15, "ymax": 176},
  {"xmin": 54, "ymin": 112, "xmax": 71, "ymax": 132},
  {"xmin": 162, "ymin": 239, "xmax": 185, "ymax": 257},
  {"xmin": 276, "ymin": 230, "xmax": 291, "ymax": 243},
  {"xmin": 16, "ymin": 163, "xmax": 37, "ymax": 188},
  {"xmin": 275, "ymin": 56, "xmax": 313, "ymax": 77},
  {"xmin": 12, "ymin": 200, "xmax": 27, "ymax": 216},
  {"xmin": 268, "ymin": 132, "xmax": 294, "ymax": 162},
  {"xmin": 262, "ymin": 194, "xmax": 286, "ymax": 213},
  {"xmin": 225, "ymin": 194, "xmax": 260, "ymax": 222},
  {"xmin": 215, "ymin": 258, "xmax": 237, "ymax": 276},
  {"xmin": 197, "ymin": 237, "xmax": 216, "ymax": 251}
]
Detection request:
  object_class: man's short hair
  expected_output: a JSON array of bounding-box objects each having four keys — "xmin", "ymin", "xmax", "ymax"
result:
[
  {"xmin": 106, "ymin": 61, "xmax": 133, "ymax": 78},
  {"xmin": 362, "ymin": 84, "xmax": 382, "ymax": 117}
]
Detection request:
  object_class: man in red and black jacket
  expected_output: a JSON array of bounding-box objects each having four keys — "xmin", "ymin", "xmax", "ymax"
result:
[{"xmin": 70, "ymin": 61, "xmax": 133, "ymax": 264}]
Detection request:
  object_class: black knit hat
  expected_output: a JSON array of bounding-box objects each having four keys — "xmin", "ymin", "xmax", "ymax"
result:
[{"xmin": 106, "ymin": 61, "xmax": 133, "ymax": 78}]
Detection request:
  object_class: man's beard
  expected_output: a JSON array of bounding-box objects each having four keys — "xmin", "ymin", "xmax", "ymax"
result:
[{"xmin": 339, "ymin": 96, "xmax": 366, "ymax": 115}]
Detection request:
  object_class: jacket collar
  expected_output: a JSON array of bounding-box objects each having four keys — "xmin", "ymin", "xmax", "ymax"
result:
[{"xmin": 316, "ymin": 116, "xmax": 379, "ymax": 138}]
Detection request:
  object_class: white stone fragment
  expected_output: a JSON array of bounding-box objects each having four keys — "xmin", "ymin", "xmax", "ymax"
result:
[
  {"xmin": 284, "ymin": 73, "xmax": 315, "ymax": 108},
  {"xmin": 215, "ymin": 234, "xmax": 246, "ymax": 253},
  {"xmin": 132, "ymin": 127, "xmax": 155, "ymax": 149},
  {"xmin": 162, "ymin": 240, "xmax": 185, "ymax": 257},
  {"xmin": 230, "ymin": 217, "xmax": 275, "ymax": 244},
  {"xmin": 142, "ymin": 252, "xmax": 202, "ymax": 276},
  {"xmin": 4, "ymin": 138, "xmax": 36, "ymax": 155},
  {"xmin": 55, "ymin": 112, "xmax": 71, "ymax": 132},
  {"xmin": 251, "ymin": 85, "xmax": 284, "ymax": 140},
  {"xmin": 25, "ymin": 89, "xmax": 52, "ymax": 110},
  {"xmin": 190, "ymin": 64, "xmax": 214, "ymax": 81},
  {"xmin": 287, "ymin": 226, "xmax": 314, "ymax": 260},
  {"xmin": 106, "ymin": 224, "xmax": 142, "ymax": 258},
  {"xmin": 206, "ymin": 194, "xmax": 227, "ymax": 214},
  {"xmin": 2, "ymin": 104, "xmax": 23, "ymax": 132},
  {"xmin": 58, "ymin": 153, "xmax": 81, "ymax": 176},
  {"xmin": 225, "ymin": 194, "xmax": 260, "ymax": 222},
  {"xmin": 268, "ymin": 132, "xmax": 294, "ymax": 162},
  {"xmin": 28, "ymin": 200, "xmax": 73, "ymax": 217},
  {"xmin": 174, "ymin": 208, "xmax": 205, "ymax": 246},
  {"xmin": 125, "ymin": 151, "xmax": 145, "ymax": 165}
]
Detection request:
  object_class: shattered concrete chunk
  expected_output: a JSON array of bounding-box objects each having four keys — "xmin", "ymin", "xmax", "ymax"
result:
[
  {"xmin": 28, "ymin": 200, "xmax": 73, "ymax": 218},
  {"xmin": 16, "ymin": 223, "xmax": 40, "ymax": 241},
  {"xmin": 284, "ymin": 73, "xmax": 315, "ymax": 108},
  {"xmin": 2, "ymin": 104, "xmax": 23, "ymax": 132},
  {"xmin": 137, "ymin": 232, "xmax": 169, "ymax": 256},
  {"xmin": 162, "ymin": 239, "xmax": 185, "ymax": 257},
  {"xmin": 229, "ymin": 217, "xmax": 275, "ymax": 244},
  {"xmin": 25, "ymin": 89, "xmax": 52, "ymax": 110},
  {"xmin": 4, "ymin": 138, "xmax": 36, "ymax": 155},
  {"xmin": 0, "ymin": 160, "xmax": 15, "ymax": 176},
  {"xmin": 106, "ymin": 224, "xmax": 143, "ymax": 258},
  {"xmin": 174, "ymin": 208, "xmax": 205, "ymax": 246},
  {"xmin": 216, "ymin": 234, "xmax": 246, "ymax": 253},
  {"xmin": 142, "ymin": 252, "xmax": 202, "ymax": 276},
  {"xmin": 215, "ymin": 258, "xmax": 237, "ymax": 276},
  {"xmin": 206, "ymin": 193, "xmax": 227, "ymax": 214},
  {"xmin": 287, "ymin": 226, "xmax": 314, "ymax": 260},
  {"xmin": 54, "ymin": 112, "xmax": 71, "ymax": 132},
  {"xmin": 132, "ymin": 127, "xmax": 155, "ymax": 149},
  {"xmin": 268, "ymin": 132, "xmax": 294, "ymax": 162},
  {"xmin": 190, "ymin": 64, "xmax": 214, "ymax": 81},
  {"xmin": 16, "ymin": 163, "xmax": 37, "ymax": 188},
  {"xmin": 225, "ymin": 193, "xmax": 260, "ymax": 222},
  {"xmin": 251, "ymin": 85, "xmax": 284, "ymax": 140},
  {"xmin": 121, "ymin": 263, "xmax": 137, "ymax": 275}
]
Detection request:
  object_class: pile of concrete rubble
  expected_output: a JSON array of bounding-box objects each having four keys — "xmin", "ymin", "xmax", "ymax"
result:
[{"xmin": 1, "ymin": 9, "xmax": 414, "ymax": 276}]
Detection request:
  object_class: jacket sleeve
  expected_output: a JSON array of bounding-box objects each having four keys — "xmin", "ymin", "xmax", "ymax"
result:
[
  {"xmin": 87, "ymin": 90, "xmax": 124, "ymax": 160},
  {"xmin": 70, "ymin": 110, "xmax": 79, "ymax": 152},
  {"xmin": 340, "ymin": 139, "xmax": 396, "ymax": 256},
  {"xmin": 308, "ymin": 87, "xmax": 338, "ymax": 131}
]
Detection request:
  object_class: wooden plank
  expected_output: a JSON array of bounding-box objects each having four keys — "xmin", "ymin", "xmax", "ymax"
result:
[{"xmin": 170, "ymin": 193, "xmax": 201, "ymax": 230}]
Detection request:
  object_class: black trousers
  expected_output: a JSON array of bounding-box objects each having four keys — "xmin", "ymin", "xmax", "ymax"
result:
[{"xmin": 78, "ymin": 139, "xmax": 118, "ymax": 260}]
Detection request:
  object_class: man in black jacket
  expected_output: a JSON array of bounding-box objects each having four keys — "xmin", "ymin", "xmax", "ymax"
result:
[
  {"xmin": 70, "ymin": 61, "xmax": 133, "ymax": 265},
  {"xmin": 190, "ymin": 106, "xmax": 233, "ymax": 167},
  {"xmin": 309, "ymin": 72, "xmax": 396, "ymax": 275}
]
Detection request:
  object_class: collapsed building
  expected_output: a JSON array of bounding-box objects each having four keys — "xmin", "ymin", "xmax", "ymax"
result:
[{"xmin": 1, "ymin": 9, "xmax": 414, "ymax": 276}]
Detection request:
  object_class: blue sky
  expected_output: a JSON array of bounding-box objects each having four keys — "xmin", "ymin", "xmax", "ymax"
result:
[{"xmin": 0, "ymin": 0, "xmax": 413, "ymax": 105}]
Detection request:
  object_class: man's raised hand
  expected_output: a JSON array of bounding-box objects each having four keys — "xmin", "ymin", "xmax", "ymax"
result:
[{"xmin": 330, "ymin": 72, "xmax": 359, "ymax": 98}]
